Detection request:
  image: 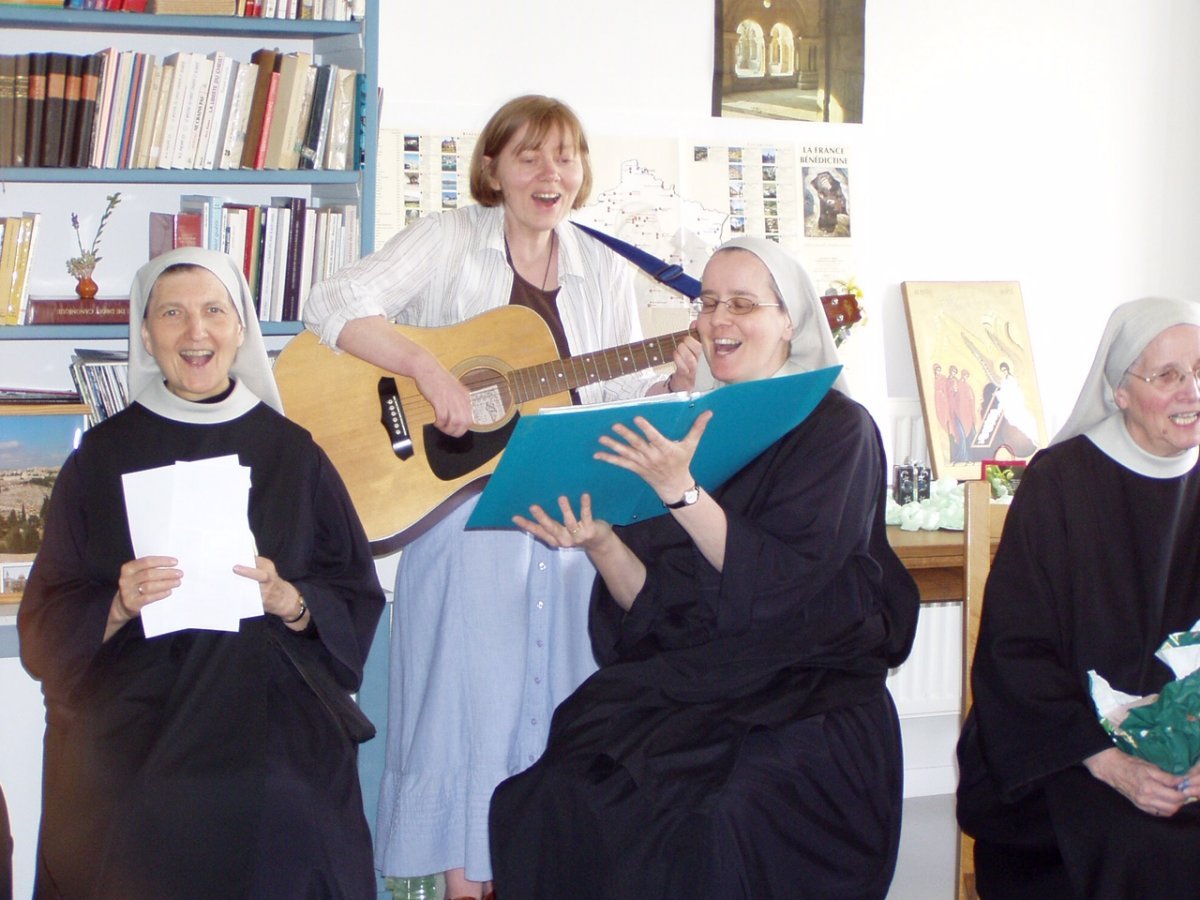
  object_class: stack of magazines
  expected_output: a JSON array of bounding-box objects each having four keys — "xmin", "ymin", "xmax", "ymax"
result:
[
  {"xmin": 69, "ymin": 348, "xmax": 129, "ymax": 426},
  {"xmin": 0, "ymin": 387, "xmax": 84, "ymax": 405}
]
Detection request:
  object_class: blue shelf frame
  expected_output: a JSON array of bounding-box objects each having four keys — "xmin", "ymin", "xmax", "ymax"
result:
[
  {"xmin": 0, "ymin": 7, "xmax": 361, "ymax": 38},
  {"xmin": 2, "ymin": 322, "xmax": 304, "ymax": 339},
  {"xmin": 0, "ymin": 167, "xmax": 361, "ymax": 185},
  {"xmin": 0, "ymin": 0, "xmax": 378, "ymax": 341}
]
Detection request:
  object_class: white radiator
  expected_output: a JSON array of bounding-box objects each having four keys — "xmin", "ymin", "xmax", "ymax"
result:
[{"xmin": 888, "ymin": 601, "xmax": 963, "ymax": 717}]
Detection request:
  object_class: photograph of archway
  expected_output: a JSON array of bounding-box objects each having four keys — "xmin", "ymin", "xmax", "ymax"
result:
[{"xmin": 713, "ymin": 0, "xmax": 865, "ymax": 123}]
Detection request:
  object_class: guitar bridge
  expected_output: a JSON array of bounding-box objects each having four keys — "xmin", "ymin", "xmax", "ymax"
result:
[{"xmin": 378, "ymin": 377, "xmax": 414, "ymax": 460}]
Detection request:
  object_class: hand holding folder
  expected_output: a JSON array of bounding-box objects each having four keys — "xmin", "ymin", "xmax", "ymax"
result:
[{"xmin": 466, "ymin": 366, "xmax": 841, "ymax": 530}]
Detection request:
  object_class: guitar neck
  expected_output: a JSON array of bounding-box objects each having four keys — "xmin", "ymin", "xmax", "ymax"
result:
[{"xmin": 509, "ymin": 330, "xmax": 691, "ymax": 403}]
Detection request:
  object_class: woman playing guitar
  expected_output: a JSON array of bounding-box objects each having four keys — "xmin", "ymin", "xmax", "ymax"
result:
[{"xmin": 303, "ymin": 95, "xmax": 700, "ymax": 900}]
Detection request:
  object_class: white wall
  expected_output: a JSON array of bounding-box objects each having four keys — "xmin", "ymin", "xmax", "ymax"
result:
[
  {"xmin": 377, "ymin": 0, "xmax": 1200, "ymax": 435},
  {"xmin": 370, "ymin": 0, "xmax": 1200, "ymax": 802}
]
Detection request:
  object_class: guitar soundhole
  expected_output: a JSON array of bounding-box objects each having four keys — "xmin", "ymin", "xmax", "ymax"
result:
[{"xmin": 460, "ymin": 365, "xmax": 514, "ymax": 429}]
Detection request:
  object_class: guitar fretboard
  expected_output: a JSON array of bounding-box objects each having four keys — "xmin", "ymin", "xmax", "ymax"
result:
[{"xmin": 508, "ymin": 330, "xmax": 691, "ymax": 403}]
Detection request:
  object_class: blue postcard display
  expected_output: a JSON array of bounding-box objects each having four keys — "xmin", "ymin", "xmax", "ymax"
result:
[{"xmin": 466, "ymin": 365, "xmax": 842, "ymax": 530}]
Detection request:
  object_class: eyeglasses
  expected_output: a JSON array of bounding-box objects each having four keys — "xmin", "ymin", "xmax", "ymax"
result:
[
  {"xmin": 691, "ymin": 296, "xmax": 781, "ymax": 316},
  {"xmin": 1124, "ymin": 364, "xmax": 1200, "ymax": 392}
]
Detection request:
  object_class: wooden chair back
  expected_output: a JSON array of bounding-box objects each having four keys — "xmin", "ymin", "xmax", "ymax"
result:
[{"xmin": 956, "ymin": 479, "xmax": 994, "ymax": 900}]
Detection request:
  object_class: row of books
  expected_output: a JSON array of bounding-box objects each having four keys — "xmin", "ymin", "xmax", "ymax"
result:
[
  {"xmin": 0, "ymin": 213, "xmax": 41, "ymax": 326},
  {"xmin": 0, "ymin": 47, "xmax": 364, "ymax": 171},
  {"xmin": 150, "ymin": 193, "xmax": 359, "ymax": 322},
  {"xmin": 1, "ymin": 0, "xmax": 364, "ymax": 18}
]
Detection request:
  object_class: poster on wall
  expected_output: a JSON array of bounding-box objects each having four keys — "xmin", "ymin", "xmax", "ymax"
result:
[
  {"xmin": 902, "ymin": 281, "xmax": 1048, "ymax": 481},
  {"xmin": 712, "ymin": 0, "xmax": 865, "ymax": 123},
  {"xmin": 374, "ymin": 130, "xmax": 860, "ymax": 342}
]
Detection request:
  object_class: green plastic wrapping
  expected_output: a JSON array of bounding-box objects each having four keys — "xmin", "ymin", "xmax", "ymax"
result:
[{"xmin": 1106, "ymin": 669, "xmax": 1200, "ymax": 775}]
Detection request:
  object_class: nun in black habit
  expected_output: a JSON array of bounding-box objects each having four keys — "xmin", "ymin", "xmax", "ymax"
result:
[
  {"xmin": 489, "ymin": 237, "xmax": 919, "ymax": 899},
  {"xmin": 18, "ymin": 248, "xmax": 385, "ymax": 899},
  {"xmin": 957, "ymin": 297, "xmax": 1200, "ymax": 898}
]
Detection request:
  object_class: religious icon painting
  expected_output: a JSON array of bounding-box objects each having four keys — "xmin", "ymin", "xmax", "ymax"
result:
[{"xmin": 902, "ymin": 281, "xmax": 1048, "ymax": 481}]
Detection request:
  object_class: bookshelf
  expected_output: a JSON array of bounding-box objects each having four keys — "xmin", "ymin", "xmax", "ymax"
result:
[{"xmin": 0, "ymin": 2, "xmax": 379, "ymax": 346}]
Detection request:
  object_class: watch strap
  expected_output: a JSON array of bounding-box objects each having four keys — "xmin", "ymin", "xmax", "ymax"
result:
[{"xmin": 663, "ymin": 483, "xmax": 700, "ymax": 509}]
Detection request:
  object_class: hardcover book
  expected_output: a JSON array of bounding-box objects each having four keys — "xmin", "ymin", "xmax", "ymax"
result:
[
  {"xmin": 198, "ymin": 54, "xmax": 236, "ymax": 170},
  {"xmin": 192, "ymin": 52, "xmax": 227, "ymax": 168},
  {"xmin": 0, "ymin": 56, "xmax": 15, "ymax": 168},
  {"xmin": 57, "ymin": 53, "xmax": 84, "ymax": 168},
  {"xmin": 73, "ymin": 51, "xmax": 105, "ymax": 168},
  {"xmin": 87, "ymin": 48, "xmax": 117, "ymax": 168},
  {"xmin": 12, "ymin": 53, "xmax": 29, "ymax": 167},
  {"xmin": 146, "ymin": 58, "xmax": 176, "ymax": 169},
  {"xmin": 25, "ymin": 296, "xmax": 130, "ymax": 325},
  {"xmin": 262, "ymin": 51, "xmax": 310, "ymax": 169},
  {"xmin": 322, "ymin": 65, "xmax": 356, "ymax": 170},
  {"xmin": 131, "ymin": 57, "xmax": 163, "ymax": 169},
  {"xmin": 272, "ymin": 194, "xmax": 305, "ymax": 319},
  {"xmin": 100, "ymin": 50, "xmax": 135, "ymax": 169},
  {"xmin": 156, "ymin": 50, "xmax": 194, "ymax": 170},
  {"xmin": 297, "ymin": 62, "xmax": 333, "ymax": 170},
  {"xmin": 218, "ymin": 60, "xmax": 257, "ymax": 169},
  {"xmin": 41, "ymin": 52, "xmax": 69, "ymax": 169},
  {"xmin": 242, "ymin": 48, "xmax": 278, "ymax": 169},
  {"xmin": 24, "ymin": 52, "xmax": 48, "ymax": 168},
  {"xmin": 8, "ymin": 213, "xmax": 40, "ymax": 326},
  {"xmin": 173, "ymin": 52, "xmax": 212, "ymax": 169},
  {"xmin": 0, "ymin": 218, "xmax": 19, "ymax": 323}
]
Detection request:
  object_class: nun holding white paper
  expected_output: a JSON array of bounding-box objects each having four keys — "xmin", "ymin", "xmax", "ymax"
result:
[
  {"xmin": 958, "ymin": 297, "xmax": 1200, "ymax": 898},
  {"xmin": 18, "ymin": 247, "xmax": 384, "ymax": 898}
]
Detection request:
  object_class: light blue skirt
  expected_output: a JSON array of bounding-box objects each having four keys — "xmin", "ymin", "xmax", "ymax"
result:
[{"xmin": 374, "ymin": 496, "xmax": 600, "ymax": 882}]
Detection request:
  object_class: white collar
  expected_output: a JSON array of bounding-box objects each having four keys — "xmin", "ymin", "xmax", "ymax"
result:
[
  {"xmin": 134, "ymin": 378, "xmax": 263, "ymax": 425},
  {"xmin": 1084, "ymin": 412, "xmax": 1199, "ymax": 479}
]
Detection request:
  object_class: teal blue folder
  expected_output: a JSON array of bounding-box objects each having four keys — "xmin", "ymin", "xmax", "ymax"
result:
[{"xmin": 466, "ymin": 366, "xmax": 842, "ymax": 530}]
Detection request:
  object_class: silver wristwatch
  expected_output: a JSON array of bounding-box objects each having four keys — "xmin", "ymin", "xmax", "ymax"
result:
[{"xmin": 663, "ymin": 483, "xmax": 701, "ymax": 509}]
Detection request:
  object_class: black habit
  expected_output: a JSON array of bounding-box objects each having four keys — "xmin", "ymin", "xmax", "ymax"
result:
[
  {"xmin": 19, "ymin": 398, "xmax": 385, "ymax": 899},
  {"xmin": 957, "ymin": 435, "xmax": 1200, "ymax": 899},
  {"xmin": 490, "ymin": 390, "xmax": 919, "ymax": 900}
]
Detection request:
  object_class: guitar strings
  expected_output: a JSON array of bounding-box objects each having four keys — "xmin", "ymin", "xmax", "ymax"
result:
[{"xmin": 385, "ymin": 329, "xmax": 693, "ymax": 421}]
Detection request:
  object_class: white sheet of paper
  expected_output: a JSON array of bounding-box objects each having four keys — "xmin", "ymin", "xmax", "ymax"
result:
[{"xmin": 122, "ymin": 455, "xmax": 263, "ymax": 638}]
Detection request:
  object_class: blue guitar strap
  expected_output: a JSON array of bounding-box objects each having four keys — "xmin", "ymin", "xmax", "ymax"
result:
[{"xmin": 572, "ymin": 222, "xmax": 702, "ymax": 299}]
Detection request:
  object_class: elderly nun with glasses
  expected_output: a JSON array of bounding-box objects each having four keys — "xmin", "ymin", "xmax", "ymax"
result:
[
  {"xmin": 957, "ymin": 297, "xmax": 1200, "ymax": 898},
  {"xmin": 488, "ymin": 237, "xmax": 919, "ymax": 899}
]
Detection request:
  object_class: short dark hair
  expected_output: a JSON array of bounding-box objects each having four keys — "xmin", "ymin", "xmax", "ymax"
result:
[{"xmin": 469, "ymin": 95, "xmax": 593, "ymax": 208}]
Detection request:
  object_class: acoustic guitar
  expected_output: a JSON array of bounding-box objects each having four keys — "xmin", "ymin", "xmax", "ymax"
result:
[
  {"xmin": 274, "ymin": 306, "xmax": 690, "ymax": 552},
  {"xmin": 274, "ymin": 294, "xmax": 861, "ymax": 553}
]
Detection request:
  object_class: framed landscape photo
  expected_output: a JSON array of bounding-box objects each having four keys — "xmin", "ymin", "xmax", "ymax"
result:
[
  {"xmin": 0, "ymin": 404, "xmax": 89, "ymax": 599},
  {"xmin": 902, "ymin": 282, "xmax": 1048, "ymax": 481}
]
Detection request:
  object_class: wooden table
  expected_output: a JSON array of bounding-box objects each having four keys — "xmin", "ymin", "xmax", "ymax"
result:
[{"xmin": 887, "ymin": 504, "xmax": 1006, "ymax": 603}]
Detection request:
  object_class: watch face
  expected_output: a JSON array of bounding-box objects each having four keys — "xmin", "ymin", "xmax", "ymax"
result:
[{"xmin": 665, "ymin": 485, "xmax": 700, "ymax": 508}]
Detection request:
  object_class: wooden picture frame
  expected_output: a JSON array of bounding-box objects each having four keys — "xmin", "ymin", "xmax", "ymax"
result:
[
  {"xmin": 902, "ymin": 282, "xmax": 1048, "ymax": 481},
  {"xmin": 0, "ymin": 403, "xmax": 90, "ymax": 601}
]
